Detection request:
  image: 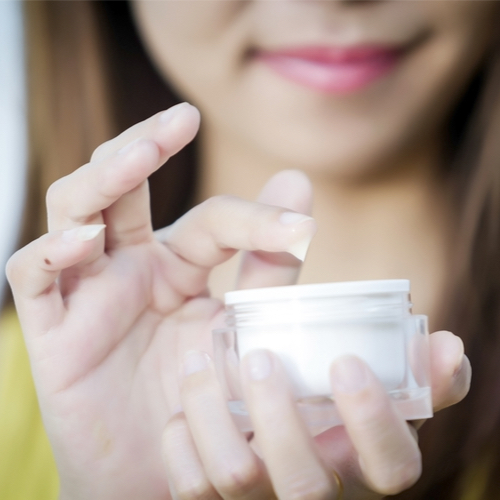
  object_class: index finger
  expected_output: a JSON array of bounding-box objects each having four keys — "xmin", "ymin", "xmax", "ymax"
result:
[
  {"xmin": 46, "ymin": 103, "xmax": 200, "ymax": 249},
  {"xmin": 90, "ymin": 102, "xmax": 196, "ymax": 162},
  {"xmin": 155, "ymin": 196, "xmax": 316, "ymax": 299}
]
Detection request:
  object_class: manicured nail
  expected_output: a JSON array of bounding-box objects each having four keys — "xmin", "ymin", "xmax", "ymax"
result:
[
  {"xmin": 183, "ymin": 350, "xmax": 210, "ymax": 377},
  {"xmin": 117, "ymin": 137, "xmax": 144, "ymax": 155},
  {"xmin": 279, "ymin": 212, "xmax": 315, "ymax": 261},
  {"xmin": 279, "ymin": 212, "xmax": 314, "ymax": 226},
  {"xmin": 62, "ymin": 224, "xmax": 106, "ymax": 242},
  {"xmin": 449, "ymin": 334, "xmax": 465, "ymax": 377},
  {"xmin": 244, "ymin": 350, "xmax": 273, "ymax": 381},
  {"xmin": 330, "ymin": 356, "xmax": 369, "ymax": 393},
  {"xmin": 159, "ymin": 102, "xmax": 190, "ymax": 124},
  {"xmin": 286, "ymin": 236, "xmax": 314, "ymax": 261}
]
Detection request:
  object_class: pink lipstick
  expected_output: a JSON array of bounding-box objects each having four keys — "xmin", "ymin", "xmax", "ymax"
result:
[{"xmin": 256, "ymin": 45, "xmax": 403, "ymax": 94}]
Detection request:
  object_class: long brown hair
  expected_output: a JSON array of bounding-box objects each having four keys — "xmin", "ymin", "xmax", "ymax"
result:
[{"xmin": 21, "ymin": 1, "xmax": 500, "ymax": 498}]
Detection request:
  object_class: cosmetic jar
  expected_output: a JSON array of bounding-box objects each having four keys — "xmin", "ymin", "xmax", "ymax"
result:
[{"xmin": 213, "ymin": 279, "xmax": 432, "ymax": 433}]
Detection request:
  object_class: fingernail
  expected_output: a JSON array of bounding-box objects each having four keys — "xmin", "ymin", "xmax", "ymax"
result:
[
  {"xmin": 450, "ymin": 335, "xmax": 465, "ymax": 377},
  {"xmin": 117, "ymin": 137, "xmax": 143, "ymax": 155},
  {"xmin": 62, "ymin": 224, "xmax": 106, "ymax": 242},
  {"xmin": 183, "ymin": 350, "xmax": 210, "ymax": 377},
  {"xmin": 279, "ymin": 212, "xmax": 315, "ymax": 261},
  {"xmin": 159, "ymin": 102, "xmax": 190, "ymax": 124},
  {"xmin": 286, "ymin": 236, "xmax": 314, "ymax": 261},
  {"xmin": 244, "ymin": 350, "xmax": 273, "ymax": 381},
  {"xmin": 279, "ymin": 211, "xmax": 314, "ymax": 226},
  {"xmin": 330, "ymin": 356, "xmax": 369, "ymax": 393}
]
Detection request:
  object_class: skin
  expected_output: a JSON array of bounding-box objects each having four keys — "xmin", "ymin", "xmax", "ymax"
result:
[{"xmin": 7, "ymin": 1, "xmax": 495, "ymax": 498}]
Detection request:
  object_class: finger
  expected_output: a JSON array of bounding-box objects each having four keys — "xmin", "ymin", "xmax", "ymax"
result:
[
  {"xmin": 428, "ymin": 330, "xmax": 471, "ymax": 411},
  {"xmin": 163, "ymin": 413, "xmax": 222, "ymax": 500},
  {"xmin": 180, "ymin": 351, "xmax": 273, "ymax": 499},
  {"xmin": 330, "ymin": 356, "xmax": 421, "ymax": 496},
  {"xmin": 241, "ymin": 350, "xmax": 338, "ymax": 499},
  {"xmin": 6, "ymin": 225, "xmax": 105, "ymax": 332},
  {"xmin": 155, "ymin": 196, "xmax": 316, "ymax": 299},
  {"xmin": 90, "ymin": 102, "xmax": 194, "ymax": 162},
  {"xmin": 46, "ymin": 103, "xmax": 200, "ymax": 250},
  {"xmin": 236, "ymin": 170, "xmax": 314, "ymax": 290}
]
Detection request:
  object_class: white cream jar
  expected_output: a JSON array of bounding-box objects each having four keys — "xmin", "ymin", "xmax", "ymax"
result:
[{"xmin": 213, "ymin": 280, "xmax": 432, "ymax": 432}]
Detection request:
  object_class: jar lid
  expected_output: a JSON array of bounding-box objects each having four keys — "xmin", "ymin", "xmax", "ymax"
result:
[{"xmin": 225, "ymin": 279, "xmax": 410, "ymax": 305}]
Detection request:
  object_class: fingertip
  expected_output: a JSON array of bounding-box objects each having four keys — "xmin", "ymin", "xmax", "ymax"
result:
[
  {"xmin": 159, "ymin": 102, "xmax": 200, "ymax": 125},
  {"xmin": 184, "ymin": 102, "xmax": 201, "ymax": 126},
  {"xmin": 258, "ymin": 169, "xmax": 313, "ymax": 212},
  {"xmin": 278, "ymin": 212, "xmax": 317, "ymax": 261},
  {"xmin": 241, "ymin": 349, "xmax": 275, "ymax": 382},
  {"xmin": 330, "ymin": 355, "xmax": 371, "ymax": 395},
  {"xmin": 157, "ymin": 102, "xmax": 201, "ymax": 155},
  {"xmin": 430, "ymin": 330, "xmax": 465, "ymax": 379}
]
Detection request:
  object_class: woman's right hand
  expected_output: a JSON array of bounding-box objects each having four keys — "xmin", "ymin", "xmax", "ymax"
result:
[{"xmin": 6, "ymin": 102, "xmax": 318, "ymax": 499}]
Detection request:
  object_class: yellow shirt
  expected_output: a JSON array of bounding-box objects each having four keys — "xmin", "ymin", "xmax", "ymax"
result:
[
  {"xmin": 0, "ymin": 307, "xmax": 59, "ymax": 499},
  {"xmin": 0, "ymin": 306, "xmax": 489, "ymax": 500}
]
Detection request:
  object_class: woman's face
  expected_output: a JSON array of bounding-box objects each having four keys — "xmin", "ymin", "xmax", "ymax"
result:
[{"xmin": 132, "ymin": 1, "xmax": 498, "ymax": 178}]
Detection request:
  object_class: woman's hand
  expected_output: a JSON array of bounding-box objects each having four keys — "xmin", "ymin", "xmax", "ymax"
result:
[
  {"xmin": 165, "ymin": 332, "xmax": 470, "ymax": 500},
  {"xmin": 6, "ymin": 101, "xmax": 470, "ymax": 499},
  {"xmin": 6, "ymin": 103, "xmax": 317, "ymax": 500}
]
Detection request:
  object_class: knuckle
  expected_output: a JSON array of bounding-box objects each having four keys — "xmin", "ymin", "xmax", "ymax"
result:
[
  {"xmin": 200, "ymin": 194, "xmax": 238, "ymax": 214},
  {"xmin": 369, "ymin": 453, "xmax": 422, "ymax": 495},
  {"xmin": 176, "ymin": 479, "xmax": 217, "ymax": 500},
  {"xmin": 5, "ymin": 251, "xmax": 22, "ymax": 285},
  {"xmin": 285, "ymin": 475, "xmax": 333, "ymax": 500},
  {"xmin": 212, "ymin": 457, "xmax": 261, "ymax": 497},
  {"xmin": 90, "ymin": 141, "xmax": 111, "ymax": 162},
  {"xmin": 45, "ymin": 177, "xmax": 68, "ymax": 210},
  {"xmin": 163, "ymin": 413, "xmax": 187, "ymax": 441}
]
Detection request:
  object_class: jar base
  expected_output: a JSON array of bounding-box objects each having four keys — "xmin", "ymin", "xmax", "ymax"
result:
[{"xmin": 227, "ymin": 387, "xmax": 433, "ymax": 435}]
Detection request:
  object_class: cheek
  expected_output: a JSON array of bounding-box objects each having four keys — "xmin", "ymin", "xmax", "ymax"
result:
[
  {"xmin": 133, "ymin": 0, "xmax": 244, "ymax": 39},
  {"xmin": 132, "ymin": 1, "xmax": 248, "ymax": 99}
]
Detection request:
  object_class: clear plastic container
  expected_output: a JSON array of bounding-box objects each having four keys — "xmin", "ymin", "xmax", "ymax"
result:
[{"xmin": 213, "ymin": 279, "xmax": 432, "ymax": 434}]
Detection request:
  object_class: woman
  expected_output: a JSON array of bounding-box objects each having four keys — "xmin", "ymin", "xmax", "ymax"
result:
[{"xmin": 3, "ymin": 1, "xmax": 499, "ymax": 498}]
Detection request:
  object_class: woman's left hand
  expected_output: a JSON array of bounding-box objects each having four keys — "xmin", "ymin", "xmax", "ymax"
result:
[{"xmin": 164, "ymin": 329, "xmax": 470, "ymax": 499}]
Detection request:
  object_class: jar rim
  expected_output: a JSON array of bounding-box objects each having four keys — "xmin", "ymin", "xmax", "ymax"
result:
[{"xmin": 225, "ymin": 279, "xmax": 410, "ymax": 305}]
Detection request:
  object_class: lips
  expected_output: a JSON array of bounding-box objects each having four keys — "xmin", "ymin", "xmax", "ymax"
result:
[{"xmin": 255, "ymin": 45, "xmax": 404, "ymax": 94}]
